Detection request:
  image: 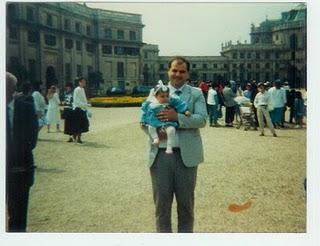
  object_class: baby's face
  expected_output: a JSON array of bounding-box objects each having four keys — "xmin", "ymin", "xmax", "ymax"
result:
[{"xmin": 156, "ymin": 92, "xmax": 169, "ymax": 104}]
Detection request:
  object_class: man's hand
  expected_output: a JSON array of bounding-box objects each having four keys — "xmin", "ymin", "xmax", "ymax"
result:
[{"xmin": 157, "ymin": 108, "xmax": 178, "ymax": 122}]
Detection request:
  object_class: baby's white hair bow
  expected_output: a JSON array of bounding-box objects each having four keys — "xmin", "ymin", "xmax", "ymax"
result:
[{"xmin": 154, "ymin": 80, "xmax": 168, "ymax": 95}]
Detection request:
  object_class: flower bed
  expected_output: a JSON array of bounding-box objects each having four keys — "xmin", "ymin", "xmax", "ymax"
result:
[{"xmin": 89, "ymin": 96, "xmax": 147, "ymax": 107}]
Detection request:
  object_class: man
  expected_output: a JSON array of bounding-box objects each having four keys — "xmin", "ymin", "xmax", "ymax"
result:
[
  {"xmin": 6, "ymin": 72, "xmax": 38, "ymax": 232},
  {"xmin": 142, "ymin": 56, "xmax": 207, "ymax": 233},
  {"xmin": 223, "ymin": 81, "xmax": 237, "ymax": 127}
]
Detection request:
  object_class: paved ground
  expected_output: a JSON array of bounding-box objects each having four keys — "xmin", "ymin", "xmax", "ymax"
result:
[{"xmin": 28, "ymin": 106, "xmax": 306, "ymax": 232}]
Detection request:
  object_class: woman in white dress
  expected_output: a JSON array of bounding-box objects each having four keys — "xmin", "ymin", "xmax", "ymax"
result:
[{"xmin": 46, "ymin": 85, "xmax": 61, "ymax": 133}]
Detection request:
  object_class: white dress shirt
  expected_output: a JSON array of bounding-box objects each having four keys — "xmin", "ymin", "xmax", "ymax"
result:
[
  {"xmin": 73, "ymin": 86, "xmax": 89, "ymax": 110},
  {"xmin": 254, "ymin": 91, "xmax": 271, "ymax": 108},
  {"xmin": 207, "ymin": 88, "xmax": 217, "ymax": 105}
]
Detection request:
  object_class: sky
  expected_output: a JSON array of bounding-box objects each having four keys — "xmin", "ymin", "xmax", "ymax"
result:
[{"xmin": 86, "ymin": 1, "xmax": 299, "ymax": 56}]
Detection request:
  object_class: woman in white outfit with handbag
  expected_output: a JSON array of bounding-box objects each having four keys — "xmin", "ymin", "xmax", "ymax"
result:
[{"xmin": 46, "ymin": 85, "xmax": 61, "ymax": 133}]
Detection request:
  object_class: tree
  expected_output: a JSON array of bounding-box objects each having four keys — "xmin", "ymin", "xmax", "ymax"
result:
[{"xmin": 88, "ymin": 71, "xmax": 104, "ymax": 89}]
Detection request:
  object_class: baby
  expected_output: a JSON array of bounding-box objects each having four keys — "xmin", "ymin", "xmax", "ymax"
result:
[{"xmin": 140, "ymin": 80, "xmax": 191, "ymax": 154}]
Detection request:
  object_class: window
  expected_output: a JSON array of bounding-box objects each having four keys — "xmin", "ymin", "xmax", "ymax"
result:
[
  {"xmin": 117, "ymin": 30, "xmax": 124, "ymax": 40},
  {"xmin": 28, "ymin": 30, "xmax": 39, "ymax": 43},
  {"xmin": 65, "ymin": 63, "xmax": 71, "ymax": 81},
  {"xmin": 232, "ymin": 53, "xmax": 237, "ymax": 59},
  {"xmin": 275, "ymin": 34, "xmax": 279, "ymax": 40},
  {"xmin": 76, "ymin": 41, "xmax": 81, "ymax": 51},
  {"xmin": 247, "ymin": 63, "xmax": 251, "ymax": 69},
  {"xmin": 102, "ymin": 45, "xmax": 112, "ymax": 54},
  {"xmin": 275, "ymin": 52, "xmax": 280, "ymax": 59},
  {"xmin": 265, "ymin": 52, "xmax": 270, "ymax": 59},
  {"xmin": 160, "ymin": 64, "xmax": 165, "ymax": 70},
  {"xmin": 26, "ymin": 7, "xmax": 34, "ymax": 21},
  {"xmin": 265, "ymin": 72, "xmax": 270, "ymax": 81},
  {"xmin": 114, "ymin": 46, "xmax": 124, "ymax": 55},
  {"xmin": 247, "ymin": 53, "xmax": 252, "ymax": 59},
  {"xmin": 213, "ymin": 64, "xmax": 218, "ymax": 68},
  {"xmin": 232, "ymin": 64, "xmax": 237, "ymax": 68},
  {"xmin": 255, "ymin": 73, "xmax": 260, "ymax": 81},
  {"xmin": 46, "ymin": 13, "xmax": 53, "ymax": 27},
  {"xmin": 203, "ymin": 64, "xmax": 207, "ymax": 69},
  {"xmin": 275, "ymin": 63, "xmax": 279, "ymax": 69},
  {"xmin": 86, "ymin": 43, "xmax": 95, "ymax": 53},
  {"xmin": 65, "ymin": 39, "xmax": 73, "ymax": 49},
  {"xmin": 44, "ymin": 34, "xmax": 56, "ymax": 46},
  {"xmin": 203, "ymin": 73, "xmax": 207, "ymax": 81},
  {"xmin": 76, "ymin": 65, "xmax": 82, "ymax": 76},
  {"xmin": 87, "ymin": 65, "xmax": 93, "ymax": 75},
  {"xmin": 86, "ymin": 25, "xmax": 91, "ymax": 36},
  {"xmin": 64, "ymin": 19, "xmax": 71, "ymax": 30},
  {"xmin": 75, "ymin": 22, "xmax": 81, "ymax": 33},
  {"xmin": 10, "ymin": 57, "xmax": 19, "ymax": 67},
  {"xmin": 256, "ymin": 52, "xmax": 260, "ymax": 59},
  {"xmin": 125, "ymin": 47, "xmax": 139, "ymax": 56},
  {"xmin": 256, "ymin": 63, "xmax": 260, "ymax": 69},
  {"xmin": 8, "ymin": 4, "xmax": 17, "ymax": 21},
  {"xmin": 224, "ymin": 64, "xmax": 228, "ymax": 69},
  {"xmin": 144, "ymin": 52, "xmax": 148, "ymax": 59},
  {"xmin": 240, "ymin": 63, "xmax": 244, "ymax": 69},
  {"xmin": 265, "ymin": 63, "xmax": 270, "ymax": 69},
  {"xmin": 129, "ymin": 31, "xmax": 136, "ymax": 41},
  {"xmin": 28, "ymin": 59, "xmax": 36, "ymax": 81},
  {"xmin": 247, "ymin": 72, "xmax": 252, "ymax": 80},
  {"xmin": 105, "ymin": 28, "xmax": 112, "ymax": 39},
  {"xmin": 117, "ymin": 62, "xmax": 124, "ymax": 77},
  {"xmin": 192, "ymin": 64, "xmax": 196, "ymax": 69},
  {"xmin": 9, "ymin": 27, "xmax": 18, "ymax": 39},
  {"xmin": 240, "ymin": 53, "xmax": 245, "ymax": 59}
]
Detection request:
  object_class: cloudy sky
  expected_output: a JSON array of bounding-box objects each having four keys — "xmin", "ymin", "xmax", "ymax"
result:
[{"xmin": 86, "ymin": 1, "xmax": 299, "ymax": 56}]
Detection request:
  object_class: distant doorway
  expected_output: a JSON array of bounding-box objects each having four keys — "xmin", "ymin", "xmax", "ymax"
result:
[{"xmin": 46, "ymin": 66, "xmax": 56, "ymax": 88}]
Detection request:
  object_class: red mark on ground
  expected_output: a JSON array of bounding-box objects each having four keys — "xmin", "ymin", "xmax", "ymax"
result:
[{"xmin": 228, "ymin": 200, "xmax": 252, "ymax": 212}]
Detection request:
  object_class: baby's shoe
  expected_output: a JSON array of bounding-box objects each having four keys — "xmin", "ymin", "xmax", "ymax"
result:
[
  {"xmin": 165, "ymin": 147, "xmax": 173, "ymax": 154},
  {"xmin": 152, "ymin": 138, "xmax": 160, "ymax": 145}
]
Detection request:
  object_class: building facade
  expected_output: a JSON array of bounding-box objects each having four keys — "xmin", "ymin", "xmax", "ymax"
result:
[
  {"xmin": 6, "ymin": 2, "xmax": 144, "ymax": 93},
  {"xmin": 6, "ymin": 3, "xmax": 306, "ymax": 95},
  {"xmin": 221, "ymin": 3, "xmax": 306, "ymax": 88}
]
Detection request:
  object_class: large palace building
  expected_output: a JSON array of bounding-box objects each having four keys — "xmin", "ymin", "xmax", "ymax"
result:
[{"xmin": 6, "ymin": 2, "xmax": 306, "ymax": 94}]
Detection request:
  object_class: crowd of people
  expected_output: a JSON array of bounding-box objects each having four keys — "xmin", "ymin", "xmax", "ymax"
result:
[{"xmin": 196, "ymin": 78, "xmax": 307, "ymax": 134}]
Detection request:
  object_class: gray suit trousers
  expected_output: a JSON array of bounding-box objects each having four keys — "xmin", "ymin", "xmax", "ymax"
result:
[{"xmin": 150, "ymin": 148, "xmax": 198, "ymax": 233}]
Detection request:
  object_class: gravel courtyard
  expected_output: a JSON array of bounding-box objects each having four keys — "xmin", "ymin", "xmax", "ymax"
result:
[{"xmin": 28, "ymin": 106, "xmax": 306, "ymax": 233}]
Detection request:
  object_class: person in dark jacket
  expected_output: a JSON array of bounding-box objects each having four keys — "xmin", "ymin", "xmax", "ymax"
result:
[{"xmin": 6, "ymin": 72, "xmax": 38, "ymax": 232}]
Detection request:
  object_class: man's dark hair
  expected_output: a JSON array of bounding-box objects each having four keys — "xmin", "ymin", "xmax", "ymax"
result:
[
  {"xmin": 78, "ymin": 77, "xmax": 86, "ymax": 82},
  {"xmin": 168, "ymin": 56, "xmax": 190, "ymax": 72},
  {"xmin": 65, "ymin": 82, "xmax": 73, "ymax": 88},
  {"xmin": 22, "ymin": 82, "xmax": 32, "ymax": 95}
]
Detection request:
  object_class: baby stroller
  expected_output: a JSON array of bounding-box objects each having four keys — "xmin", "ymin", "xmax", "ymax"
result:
[{"xmin": 234, "ymin": 97, "xmax": 257, "ymax": 131}]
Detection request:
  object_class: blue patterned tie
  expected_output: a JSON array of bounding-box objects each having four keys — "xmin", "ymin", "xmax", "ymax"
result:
[{"xmin": 175, "ymin": 90, "xmax": 182, "ymax": 96}]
